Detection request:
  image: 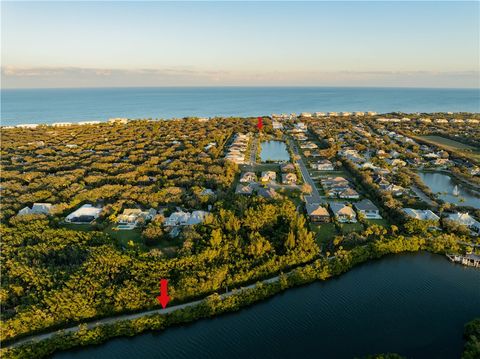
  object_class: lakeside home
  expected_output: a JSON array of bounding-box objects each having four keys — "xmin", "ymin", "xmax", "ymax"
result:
[{"xmin": 445, "ymin": 212, "xmax": 480, "ymax": 234}]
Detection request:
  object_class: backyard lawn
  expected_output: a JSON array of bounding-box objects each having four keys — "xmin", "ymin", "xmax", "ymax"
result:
[
  {"xmin": 311, "ymin": 222, "xmax": 338, "ymax": 247},
  {"xmin": 366, "ymin": 218, "xmax": 390, "ymax": 228},
  {"xmin": 339, "ymin": 222, "xmax": 364, "ymax": 234}
]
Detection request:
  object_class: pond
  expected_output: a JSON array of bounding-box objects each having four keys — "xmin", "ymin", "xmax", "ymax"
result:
[
  {"xmin": 260, "ymin": 141, "xmax": 290, "ymax": 162},
  {"xmin": 54, "ymin": 252, "xmax": 480, "ymax": 359},
  {"xmin": 418, "ymin": 171, "xmax": 480, "ymax": 209}
]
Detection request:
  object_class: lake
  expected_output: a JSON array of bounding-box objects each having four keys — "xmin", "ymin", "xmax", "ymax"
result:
[
  {"xmin": 54, "ymin": 252, "xmax": 480, "ymax": 359},
  {"xmin": 260, "ymin": 141, "xmax": 290, "ymax": 162},
  {"xmin": 2, "ymin": 87, "xmax": 479, "ymax": 125},
  {"xmin": 418, "ymin": 171, "xmax": 480, "ymax": 209}
]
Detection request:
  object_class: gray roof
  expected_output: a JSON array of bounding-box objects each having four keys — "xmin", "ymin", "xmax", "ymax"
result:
[{"xmin": 354, "ymin": 199, "xmax": 378, "ymax": 212}]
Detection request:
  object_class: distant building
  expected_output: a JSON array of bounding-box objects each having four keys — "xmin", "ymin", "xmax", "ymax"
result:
[
  {"xmin": 52, "ymin": 122, "xmax": 73, "ymax": 127},
  {"xmin": 108, "ymin": 118, "xmax": 129, "ymax": 124},
  {"xmin": 163, "ymin": 210, "xmax": 209, "ymax": 227},
  {"xmin": 16, "ymin": 124, "xmax": 39, "ymax": 128}
]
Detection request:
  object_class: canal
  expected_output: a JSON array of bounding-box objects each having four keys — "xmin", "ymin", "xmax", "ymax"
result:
[
  {"xmin": 54, "ymin": 252, "xmax": 480, "ymax": 359},
  {"xmin": 417, "ymin": 171, "xmax": 480, "ymax": 209}
]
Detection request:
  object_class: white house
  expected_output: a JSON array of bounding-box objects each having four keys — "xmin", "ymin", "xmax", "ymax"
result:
[
  {"xmin": 116, "ymin": 208, "xmax": 156, "ymax": 229},
  {"xmin": 65, "ymin": 204, "xmax": 103, "ymax": 224},
  {"xmin": 445, "ymin": 212, "xmax": 480, "ymax": 234},
  {"xmin": 403, "ymin": 208, "xmax": 439, "ymax": 222},
  {"xmin": 18, "ymin": 203, "xmax": 54, "ymax": 216}
]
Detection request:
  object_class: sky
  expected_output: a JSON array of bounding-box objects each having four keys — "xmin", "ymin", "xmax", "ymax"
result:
[{"xmin": 1, "ymin": 1, "xmax": 479, "ymax": 88}]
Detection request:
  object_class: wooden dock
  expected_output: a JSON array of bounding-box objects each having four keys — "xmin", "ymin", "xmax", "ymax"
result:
[{"xmin": 446, "ymin": 253, "xmax": 480, "ymax": 268}]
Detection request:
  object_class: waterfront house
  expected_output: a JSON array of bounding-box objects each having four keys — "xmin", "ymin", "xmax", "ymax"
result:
[
  {"xmin": 282, "ymin": 173, "xmax": 298, "ymax": 185},
  {"xmin": 18, "ymin": 203, "xmax": 54, "ymax": 216},
  {"xmin": 306, "ymin": 203, "xmax": 330, "ymax": 223},
  {"xmin": 260, "ymin": 171, "xmax": 277, "ymax": 183},
  {"xmin": 240, "ymin": 171, "xmax": 257, "ymax": 183},
  {"xmin": 403, "ymin": 208, "xmax": 440, "ymax": 222},
  {"xmin": 329, "ymin": 203, "xmax": 357, "ymax": 223},
  {"xmin": 65, "ymin": 204, "xmax": 103, "ymax": 224},
  {"xmin": 445, "ymin": 212, "xmax": 480, "ymax": 234},
  {"xmin": 354, "ymin": 199, "xmax": 382, "ymax": 219}
]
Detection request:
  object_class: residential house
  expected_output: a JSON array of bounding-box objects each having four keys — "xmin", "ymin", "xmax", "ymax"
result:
[
  {"xmin": 403, "ymin": 208, "xmax": 440, "ymax": 221},
  {"xmin": 235, "ymin": 183, "xmax": 255, "ymax": 195},
  {"xmin": 117, "ymin": 208, "xmax": 156, "ymax": 229},
  {"xmin": 281, "ymin": 163, "xmax": 296, "ymax": 173},
  {"xmin": 256, "ymin": 187, "xmax": 278, "ymax": 199},
  {"xmin": 339, "ymin": 188, "xmax": 360, "ymax": 199},
  {"xmin": 330, "ymin": 203, "xmax": 357, "ymax": 223},
  {"xmin": 312, "ymin": 159, "xmax": 334, "ymax": 171},
  {"xmin": 240, "ymin": 172, "xmax": 257, "ymax": 183},
  {"xmin": 306, "ymin": 203, "xmax": 330, "ymax": 223},
  {"xmin": 445, "ymin": 212, "xmax": 480, "ymax": 234},
  {"xmin": 261, "ymin": 171, "xmax": 277, "ymax": 183},
  {"xmin": 354, "ymin": 199, "xmax": 382, "ymax": 219},
  {"xmin": 65, "ymin": 204, "xmax": 103, "ymax": 224},
  {"xmin": 18, "ymin": 203, "xmax": 54, "ymax": 216},
  {"xmin": 282, "ymin": 173, "xmax": 298, "ymax": 185}
]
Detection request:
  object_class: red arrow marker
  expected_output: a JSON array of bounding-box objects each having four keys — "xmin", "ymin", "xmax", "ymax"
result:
[
  {"xmin": 156, "ymin": 279, "xmax": 170, "ymax": 309},
  {"xmin": 257, "ymin": 117, "xmax": 263, "ymax": 131}
]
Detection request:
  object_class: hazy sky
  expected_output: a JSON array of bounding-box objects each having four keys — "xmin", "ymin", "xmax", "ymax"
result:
[{"xmin": 2, "ymin": 1, "xmax": 479, "ymax": 88}]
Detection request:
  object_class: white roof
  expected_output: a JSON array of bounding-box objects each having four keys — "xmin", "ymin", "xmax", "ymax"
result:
[{"xmin": 66, "ymin": 204, "xmax": 102, "ymax": 220}]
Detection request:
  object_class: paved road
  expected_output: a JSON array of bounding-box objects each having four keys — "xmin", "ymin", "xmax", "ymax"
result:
[
  {"xmin": 4, "ymin": 274, "xmax": 283, "ymax": 349},
  {"xmin": 288, "ymin": 138, "xmax": 325, "ymax": 205},
  {"xmin": 249, "ymin": 135, "xmax": 258, "ymax": 165}
]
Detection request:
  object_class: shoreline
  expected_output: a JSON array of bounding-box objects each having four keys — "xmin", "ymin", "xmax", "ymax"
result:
[{"xmin": 1, "ymin": 235, "xmax": 472, "ymax": 359}]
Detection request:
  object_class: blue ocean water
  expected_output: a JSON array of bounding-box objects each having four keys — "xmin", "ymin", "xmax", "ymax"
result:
[{"xmin": 1, "ymin": 87, "xmax": 479, "ymax": 125}]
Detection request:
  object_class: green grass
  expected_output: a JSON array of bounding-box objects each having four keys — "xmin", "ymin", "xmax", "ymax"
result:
[
  {"xmin": 339, "ymin": 222, "xmax": 364, "ymax": 234},
  {"xmin": 61, "ymin": 222, "xmax": 96, "ymax": 232},
  {"xmin": 106, "ymin": 225, "xmax": 144, "ymax": 248},
  {"xmin": 311, "ymin": 222, "xmax": 338, "ymax": 246},
  {"xmin": 420, "ymin": 136, "xmax": 477, "ymax": 150},
  {"xmin": 418, "ymin": 135, "xmax": 480, "ymax": 163},
  {"xmin": 366, "ymin": 218, "xmax": 390, "ymax": 228}
]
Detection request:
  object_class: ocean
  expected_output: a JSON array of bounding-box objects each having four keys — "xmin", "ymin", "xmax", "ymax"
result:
[{"xmin": 1, "ymin": 87, "xmax": 479, "ymax": 126}]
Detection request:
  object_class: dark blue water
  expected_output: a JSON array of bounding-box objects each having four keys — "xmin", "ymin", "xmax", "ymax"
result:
[
  {"xmin": 2, "ymin": 87, "xmax": 479, "ymax": 125},
  {"xmin": 54, "ymin": 252, "xmax": 480, "ymax": 359}
]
